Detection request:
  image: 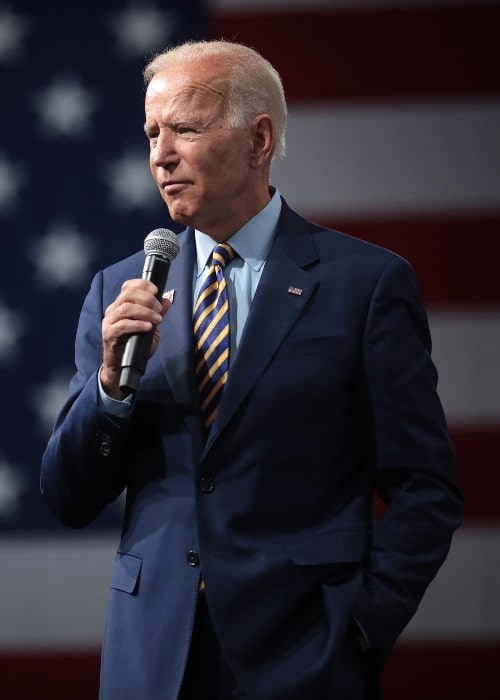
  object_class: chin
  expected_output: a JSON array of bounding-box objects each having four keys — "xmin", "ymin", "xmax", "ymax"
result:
[
  {"xmin": 163, "ymin": 199, "xmax": 185, "ymax": 220},
  {"xmin": 164, "ymin": 196, "xmax": 201, "ymax": 230},
  {"xmin": 167, "ymin": 207, "xmax": 194, "ymax": 228}
]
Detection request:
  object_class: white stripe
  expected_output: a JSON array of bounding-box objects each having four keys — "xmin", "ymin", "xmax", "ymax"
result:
[
  {"xmin": 271, "ymin": 99, "xmax": 500, "ymax": 217},
  {"xmin": 402, "ymin": 525, "xmax": 500, "ymax": 641},
  {"xmin": 0, "ymin": 527, "xmax": 499, "ymax": 649},
  {"xmin": 429, "ymin": 310, "xmax": 500, "ymax": 425},
  {"xmin": 0, "ymin": 534, "xmax": 117, "ymax": 650}
]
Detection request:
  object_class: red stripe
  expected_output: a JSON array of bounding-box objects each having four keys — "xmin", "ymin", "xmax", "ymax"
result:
[
  {"xmin": 2, "ymin": 644, "xmax": 498, "ymax": 699},
  {"xmin": 314, "ymin": 215, "xmax": 500, "ymax": 306},
  {"xmin": 0, "ymin": 652, "xmax": 100, "ymax": 700},
  {"xmin": 451, "ymin": 428, "xmax": 500, "ymax": 523},
  {"xmin": 382, "ymin": 643, "xmax": 500, "ymax": 699},
  {"xmin": 213, "ymin": 4, "xmax": 500, "ymax": 101}
]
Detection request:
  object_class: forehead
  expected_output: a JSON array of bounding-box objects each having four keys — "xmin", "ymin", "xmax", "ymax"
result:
[{"xmin": 145, "ymin": 61, "xmax": 228, "ymax": 117}]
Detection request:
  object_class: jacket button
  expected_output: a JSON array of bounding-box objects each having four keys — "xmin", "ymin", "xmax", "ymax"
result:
[
  {"xmin": 93, "ymin": 431, "xmax": 112, "ymax": 456},
  {"xmin": 99, "ymin": 441, "xmax": 111, "ymax": 456},
  {"xmin": 187, "ymin": 550, "xmax": 200, "ymax": 567},
  {"xmin": 199, "ymin": 475, "xmax": 216, "ymax": 493}
]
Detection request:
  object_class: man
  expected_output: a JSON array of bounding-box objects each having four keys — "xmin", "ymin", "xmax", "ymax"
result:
[{"xmin": 41, "ymin": 40, "xmax": 464, "ymax": 699}]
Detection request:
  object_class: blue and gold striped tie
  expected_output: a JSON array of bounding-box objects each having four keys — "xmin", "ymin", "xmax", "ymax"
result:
[{"xmin": 193, "ymin": 243, "xmax": 235, "ymax": 429}]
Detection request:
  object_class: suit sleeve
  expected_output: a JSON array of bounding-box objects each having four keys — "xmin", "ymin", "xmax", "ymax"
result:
[
  {"xmin": 354, "ymin": 256, "xmax": 464, "ymax": 662},
  {"xmin": 40, "ymin": 270, "xmax": 131, "ymax": 528}
]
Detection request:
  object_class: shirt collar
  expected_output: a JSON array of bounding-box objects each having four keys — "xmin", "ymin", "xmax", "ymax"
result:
[{"xmin": 194, "ymin": 188, "xmax": 282, "ymax": 279}]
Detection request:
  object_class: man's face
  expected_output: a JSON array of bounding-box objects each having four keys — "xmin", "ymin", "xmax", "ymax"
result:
[{"xmin": 145, "ymin": 59, "xmax": 259, "ymax": 239}]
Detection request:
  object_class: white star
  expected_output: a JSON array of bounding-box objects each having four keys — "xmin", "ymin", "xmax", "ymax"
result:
[
  {"xmin": 107, "ymin": 4, "xmax": 179, "ymax": 57},
  {"xmin": 31, "ymin": 75, "xmax": 100, "ymax": 138},
  {"xmin": 0, "ymin": 300, "xmax": 25, "ymax": 364},
  {"xmin": 0, "ymin": 456, "xmax": 27, "ymax": 520},
  {"xmin": 0, "ymin": 8, "xmax": 32, "ymax": 63},
  {"xmin": 28, "ymin": 221, "xmax": 97, "ymax": 289},
  {"xmin": 103, "ymin": 150, "xmax": 159, "ymax": 211},
  {"xmin": 31, "ymin": 371, "xmax": 73, "ymax": 436},
  {"xmin": 0, "ymin": 153, "xmax": 26, "ymax": 211}
]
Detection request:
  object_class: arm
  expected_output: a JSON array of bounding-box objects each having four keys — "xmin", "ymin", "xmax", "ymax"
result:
[
  {"xmin": 354, "ymin": 256, "xmax": 464, "ymax": 662},
  {"xmin": 40, "ymin": 268, "xmax": 169, "ymax": 528}
]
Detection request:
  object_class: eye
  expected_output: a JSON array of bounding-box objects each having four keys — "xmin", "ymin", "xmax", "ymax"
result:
[
  {"xmin": 176, "ymin": 125, "xmax": 197, "ymax": 135},
  {"xmin": 145, "ymin": 128, "xmax": 159, "ymax": 143}
]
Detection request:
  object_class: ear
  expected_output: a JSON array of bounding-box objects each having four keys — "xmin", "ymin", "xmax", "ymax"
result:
[{"xmin": 250, "ymin": 114, "xmax": 274, "ymax": 168}]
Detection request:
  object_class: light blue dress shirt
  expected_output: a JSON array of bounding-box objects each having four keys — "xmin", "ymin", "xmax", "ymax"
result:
[
  {"xmin": 100, "ymin": 189, "xmax": 282, "ymax": 415},
  {"xmin": 193, "ymin": 188, "xmax": 281, "ymax": 360}
]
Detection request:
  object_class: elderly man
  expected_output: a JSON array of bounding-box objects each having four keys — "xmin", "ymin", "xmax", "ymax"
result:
[{"xmin": 41, "ymin": 40, "xmax": 463, "ymax": 700}]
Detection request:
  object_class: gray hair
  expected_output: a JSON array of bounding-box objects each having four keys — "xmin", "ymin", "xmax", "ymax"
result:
[{"xmin": 143, "ymin": 40, "xmax": 287, "ymax": 160}]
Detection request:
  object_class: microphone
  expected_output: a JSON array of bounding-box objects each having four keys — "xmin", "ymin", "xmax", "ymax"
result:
[{"xmin": 119, "ymin": 228, "xmax": 180, "ymax": 394}]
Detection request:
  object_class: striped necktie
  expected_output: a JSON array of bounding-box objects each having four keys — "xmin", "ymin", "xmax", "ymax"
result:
[{"xmin": 193, "ymin": 243, "xmax": 235, "ymax": 429}]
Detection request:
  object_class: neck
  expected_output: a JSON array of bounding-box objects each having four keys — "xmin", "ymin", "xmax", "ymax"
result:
[{"xmin": 205, "ymin": 186, "xmax": 273, "ymax": 243}]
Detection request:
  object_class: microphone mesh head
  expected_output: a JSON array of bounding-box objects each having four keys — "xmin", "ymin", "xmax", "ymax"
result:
[{"xmin": 144, "ymin": 228, "xmax": 180, "ymax": 262}]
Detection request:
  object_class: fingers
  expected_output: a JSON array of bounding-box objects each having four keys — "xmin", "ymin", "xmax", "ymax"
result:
[
  {"xmin": 101, "ymin": 279, "xmax": 170, "ymax": 396},
  {"xmin": 104, "ymin": 280, "xmax": 164, "ymax": 340}
]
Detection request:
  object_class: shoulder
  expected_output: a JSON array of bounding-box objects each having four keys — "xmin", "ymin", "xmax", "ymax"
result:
[
  {"xmin": 103, "ymin": 249, "xmax": 144, "ymax": 280},
  {"xmin": 279, "ymin": 197, "xmax": 408, "ymax": 272}
]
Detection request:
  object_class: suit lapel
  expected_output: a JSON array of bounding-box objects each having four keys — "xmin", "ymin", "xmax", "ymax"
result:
[
  {"xmin": 157, "ymin": 229, "xmax": 198, "ymax": 408},
  {"xmin": 206, "ymin": 208, "xmax": 319, "ymax": 448},
  {"xmin": 156, "ymin": 210, "xmax": 320, "ymax": 448}
]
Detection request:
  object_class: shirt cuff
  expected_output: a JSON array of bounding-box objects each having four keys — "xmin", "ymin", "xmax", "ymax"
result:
[{"xmin": 98, "ymin": 367, "xmax": 133, "ymax": 418}]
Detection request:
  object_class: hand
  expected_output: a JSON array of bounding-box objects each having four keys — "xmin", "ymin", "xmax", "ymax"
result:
[{"xmin": 101, "ymin": 279, "xmax": 171, "ymax": 399}]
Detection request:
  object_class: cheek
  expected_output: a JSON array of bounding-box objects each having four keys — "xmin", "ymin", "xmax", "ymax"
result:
[
  {"xmin": 149, "ymin": 156, "xmax": 159, "ymax": 183},
  {"xmin": 208, "ymin": 150, "xmax": 249, "ymax": 187}
]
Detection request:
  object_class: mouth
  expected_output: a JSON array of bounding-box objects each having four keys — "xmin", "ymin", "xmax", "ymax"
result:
[{"xmin": 162, "ymin": 181, "xmax": 190, "ymax": 193}]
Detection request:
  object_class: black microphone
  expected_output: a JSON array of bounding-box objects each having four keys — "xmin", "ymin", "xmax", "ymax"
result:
[{"xmin": 119, "ymin": 228, "xmax": 180, "ymax": 394}]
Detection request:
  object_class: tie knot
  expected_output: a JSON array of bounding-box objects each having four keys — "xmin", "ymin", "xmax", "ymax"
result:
[{"xmin": 210, "ymin": 243, "xmax": 235, "ymax": 270}]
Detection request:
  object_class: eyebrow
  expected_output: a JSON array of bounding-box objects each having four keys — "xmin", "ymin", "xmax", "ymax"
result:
[{"xmin": 144, "ymin": 118, "xmax": 206, "ymax": 135}]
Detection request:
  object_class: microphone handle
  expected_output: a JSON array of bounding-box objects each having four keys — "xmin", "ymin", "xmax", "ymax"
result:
[{"xmin": 119, "ymin": 255, "xmax": 171, "ymax": 394}]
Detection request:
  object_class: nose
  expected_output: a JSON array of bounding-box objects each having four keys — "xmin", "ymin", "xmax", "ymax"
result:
[{"xmin": 151, "ymin": 129, "xmax": 179, "ymax": 168}]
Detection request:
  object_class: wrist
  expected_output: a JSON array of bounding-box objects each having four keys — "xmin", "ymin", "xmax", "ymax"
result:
[{"xmin": 99, "ymin": 365, "xmax": 127, "ymax": 400}]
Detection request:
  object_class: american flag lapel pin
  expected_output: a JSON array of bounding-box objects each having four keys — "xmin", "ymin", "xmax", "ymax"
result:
[
  {"xmin": 288, "ymin": 285, "xmax": 303, "ymax": 296},
  {"xmin": 162, "ymin": 289, "xmax": 175, "ymax": 303}
]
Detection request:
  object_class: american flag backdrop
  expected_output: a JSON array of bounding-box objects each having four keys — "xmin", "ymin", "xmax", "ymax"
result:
[{"xmin": 0, "ymin": 0, "xmax": 499, "ymax": 698}]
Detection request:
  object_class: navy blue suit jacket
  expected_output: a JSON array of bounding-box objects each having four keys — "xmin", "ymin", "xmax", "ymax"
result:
[{"xmin": 41, "ymin": 200, "xmax": 463, "ymax": 699}]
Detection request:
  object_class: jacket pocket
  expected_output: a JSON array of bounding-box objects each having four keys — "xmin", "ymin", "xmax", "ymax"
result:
[
  {"xmin": 287, "ymin": 528, "xmax": 370, "ymax": 566},
  {"xmin": 110, "ymin": 551, "xmax": 142, "ymax": 595}
]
